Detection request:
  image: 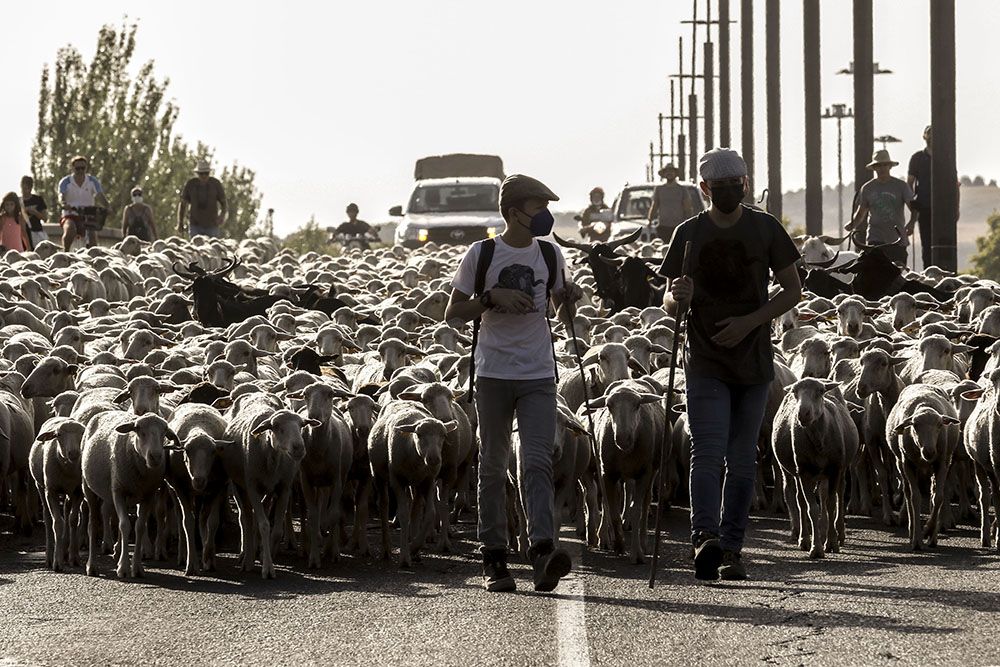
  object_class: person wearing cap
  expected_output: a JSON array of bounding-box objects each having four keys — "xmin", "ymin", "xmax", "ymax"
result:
[
  {"xmin": 121, "ymin": 186, "xmax": 157, "ymax": 242},
  {"xmin": 658, "ymin": 148, "xmax": 801, "ymax": 582},
  {"xmin": 907, "ymin": 125, "xmax": 961, "ymax": 269},
  {"xmin": 178, "ymin": 161, "xmax": 227, "ymax": 238},
  {"xmin": 648, "ymin": 163, "xmax": 694, "ymax": 241},
  {"xmin": 845, "ymin": 149, "xmax": 915, "ymax": 266},
  {"xmin": 334, "ymin": 203, "xmax": 373, "ymax": 237},
  {"xmin": 578, "ymin": 186, "xmax": 612, "ymax": 242},
  {"xmin": 445, "ymin": 173, "xmax": 582, "ymax": 593},
  {"xmin": 57, "ymin": 155, "xmax": 108, "ymax": 251}
]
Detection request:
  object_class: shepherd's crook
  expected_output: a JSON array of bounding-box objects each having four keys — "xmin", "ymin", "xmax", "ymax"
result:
[{"xmin": 649, "ymin": 241, "xmax": 692, "ymax": 589}]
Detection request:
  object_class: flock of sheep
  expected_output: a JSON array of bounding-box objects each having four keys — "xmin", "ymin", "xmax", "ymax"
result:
[{"xmin": 2, "ymin": 231, "xmax": 1000, "ymax": 584}]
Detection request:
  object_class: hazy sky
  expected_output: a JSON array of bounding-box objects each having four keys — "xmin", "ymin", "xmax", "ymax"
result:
[{"xmin": 4, "ymin": 0, "xmax": 998, "ymax": 235}]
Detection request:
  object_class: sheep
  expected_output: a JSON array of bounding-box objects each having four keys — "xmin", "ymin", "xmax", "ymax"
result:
[
  {"xmin": 885, "ymin": 383, "xmax": 962, "ymax": 550},
  {"xmin": 165, "ymin": 403, "xmax": 234, "ymax": 575},
  {"xmin": 28, "ymin": 417, "xmax": 86, "ymax": 571},
  {"xmin": 342, "ymin": 393, "xmax": 380, "ymax": 557},
  {"xmin": 287, "ymin": 382, "xmax": 354, "ymax": 568},
  {"xmin": 789, "ymin": 336, "xmax": 833, "ymax": 379},
  {"xmin": 772, "ymin": 378, "xmax": 861, "ymax": 558},
  {"xmin": 81, "ymin": 411, "xmax": 180, "ymax": 578},
  {"xmin": 368, "ymin": 400, "xmax": 455, "ymax": 568},
  {"xmin": 962, "ymin": 368, "xmax": 1000, "ymax": 550},
  {"xmin": 588, "ymin": 379, "xmax": 665, "ymax": 564},
  {"xmin": 221, "ymin": 392, "xmax": 319, "ymax": 579},
  {"xmin": 855, "ymin": 348, "xmax": 907, "ymax": 525},
  {"xmin": 897, "ymin": 335, "xmax": 975, "ymax": 385}
]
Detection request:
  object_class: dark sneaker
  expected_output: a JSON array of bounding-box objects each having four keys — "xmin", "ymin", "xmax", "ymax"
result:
[
  {"xmin": 693, "ymin": 532, "xmax": 722, "ymax": 581},
  {"xmin": 719, "ymin": 550, "xmax": 747, "ymax": 581},
  {"xmin": 529, "ymin": 540, "xmax": 572, "ymax": 592},
  {"xmin": 482, "ymin": 550, "xmax": 516, "ymax": 592}
]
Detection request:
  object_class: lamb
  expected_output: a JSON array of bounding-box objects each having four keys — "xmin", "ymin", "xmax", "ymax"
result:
[
  {"xmin": 28, "ymin": 417, "xmax": 86, "ymax": 571},
  {"xmin": 81, "ymin": 411, "xmax": 180, "ymax": 578},
  {"xmin": 962, "ymin": 368, "xmax": 1000, "ymax": 550},
  {"xmin": 772, "ymin": 378, "xmax": 860, "ymax": 558},
  {"xmin": 368, "ymin": 400, "xmax": 455, "ymax": 568},
  {"xmin": 221, "ymin": 392, "xmax": 319, "ymax": 579},
  {"xmin": 885, "ymin": 383, "xmax": 962, "ymax": 550},
  {"xmin": 165, "ymin": 403, "xmax": 234, "ymax": 575}
]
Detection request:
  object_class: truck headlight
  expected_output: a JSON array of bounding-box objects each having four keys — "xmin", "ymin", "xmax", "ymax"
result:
[
  {"xmin": 417, "ymin": 228, "xmax": 428, "ymax": 242},
  {"xmin": 487, "ymin": 227, "xmax": 497, "ymax": 238}
]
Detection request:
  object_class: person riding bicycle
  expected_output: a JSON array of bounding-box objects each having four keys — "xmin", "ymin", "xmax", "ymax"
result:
[
  {"xmin": 333, "ymin": 203, "xmax": 378, "ymax": 249},
  {"xmin": 122, "ymin": 186, "xmax": 157, "ymax": 242},
  {"xmin": 577, "ymin": 187, "xmax": 612, "ymax": 242},
  {"xmin": 58, "ymin": 155, "xmax": 108, "ymax": 251}
]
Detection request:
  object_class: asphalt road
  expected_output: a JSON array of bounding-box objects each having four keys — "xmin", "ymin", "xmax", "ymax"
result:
[{"xmin": 1, "ymin": 508, "xmax": 999, "ymax": 667}]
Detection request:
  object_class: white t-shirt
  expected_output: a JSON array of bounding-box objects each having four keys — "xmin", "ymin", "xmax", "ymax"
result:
[
  {"xmin": 452, "ymin": 237, "xmax": 566, "ymax": 381},
  {"xmin": 58, "ymin": 174, "xmax": 103, "ymax": 215}
]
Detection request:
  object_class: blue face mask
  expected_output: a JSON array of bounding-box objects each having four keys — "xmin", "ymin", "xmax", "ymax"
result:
[{"xmin": 518, "ymin": 208, "xmax": 555, "ymax": 237}]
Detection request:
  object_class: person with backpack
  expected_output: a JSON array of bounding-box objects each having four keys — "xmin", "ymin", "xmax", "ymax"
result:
[{"xmin": 444, "ymin": 173, "xmax": 582, "ymax": 593}]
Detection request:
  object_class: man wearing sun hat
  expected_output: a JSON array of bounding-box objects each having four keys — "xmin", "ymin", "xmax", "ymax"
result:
[
  {"xmin": 648, "ymin": 163, "xmax": 694, "ymax": 241},
  {"xmin": 845, "ymin": 148, "xmax": 915, "ymax": 266},
  {"xmin": 177, "ymin": 160, "xmax": 227, "ymax": 238}
]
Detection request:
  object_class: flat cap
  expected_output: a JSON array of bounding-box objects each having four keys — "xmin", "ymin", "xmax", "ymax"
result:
[
  {"xmin": 499, "ymin": 174, "xmax": 559, "ymax": 209},
  {"xmin": 699, "ymin": 147, "xmax": 748, "ymax": 182}
]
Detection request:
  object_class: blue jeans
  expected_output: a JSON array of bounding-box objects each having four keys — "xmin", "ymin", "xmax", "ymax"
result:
[
  {"xmin": 686, "ymin": 375, "xmax": 770, "ymax": 551},
  {"xmin": 475, "ymin": 377, "xmax": 556, "ymax": 553},
  {"xmin": 189, "ymin": 224, "xmax": 222, "ymax": 238}
]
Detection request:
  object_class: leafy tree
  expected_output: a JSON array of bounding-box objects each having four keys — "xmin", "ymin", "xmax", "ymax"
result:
[
  {"xmin": 30, "ymin": 20, "xmax": 264, "ymax": 240},
  {"xmin": 973, "ymin": 175, "xmax": 986, "ymax": 187},
  {"xmin": 970, "ymin": 211, "xmax": 1000, "ymax": 280},
  {"xmin": 281, "ymin": 216, "xmax": 337, "ymax": 256}
]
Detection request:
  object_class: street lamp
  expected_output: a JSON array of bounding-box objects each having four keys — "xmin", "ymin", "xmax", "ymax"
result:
[
  {"xmin": 874, "ymin": 134, "xmax": 902, "ymax": 150},
  {"xmin": 821, "ymin": 103, "xmax": 854, "ymax": 235},
  {"xmin": 836, "ymin": 61, "xmax": 893, "ymax": 75}
]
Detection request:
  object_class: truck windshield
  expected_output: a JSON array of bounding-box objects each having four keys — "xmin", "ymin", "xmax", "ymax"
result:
[
  {"xmin": 616, "ymin": 187, "xmax": 654, "ymax": 220},
  {"xmin": 408, "ymin": 184, "xmax": 499, "ymax": 214}
]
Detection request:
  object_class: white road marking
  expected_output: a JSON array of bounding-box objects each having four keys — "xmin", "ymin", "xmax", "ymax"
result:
[{"xmin": 556, "ymin": 542, "xmax": 591, "ymax": 667}]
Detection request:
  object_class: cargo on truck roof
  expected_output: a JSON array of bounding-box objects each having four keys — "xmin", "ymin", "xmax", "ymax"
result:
[{"xmin": 413, "ymin": 154, "xmax": 505, "ymax": 181}]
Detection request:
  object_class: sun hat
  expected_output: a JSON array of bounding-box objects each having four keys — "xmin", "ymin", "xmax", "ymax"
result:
[
  {"xmin": 194, "ymin": 161, "xmax": 211, "ymax": 174},
  {"xmin": 866, "ymin": 149, "xmax": 899, "ymax": 169}
]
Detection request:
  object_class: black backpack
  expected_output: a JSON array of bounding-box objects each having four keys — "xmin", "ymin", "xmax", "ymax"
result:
[{"xmin": 467, "ymin": 238, "xmax": 558, "ymax": 402}]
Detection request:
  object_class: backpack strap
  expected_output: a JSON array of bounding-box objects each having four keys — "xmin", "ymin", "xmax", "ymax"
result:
[
  {"xmin": 537, "ymin": 240, "xmax": 560, "ymax": 383},
  {"xmin": 467, "ymin": 239, "xmax": 496, "ymax": 403}
]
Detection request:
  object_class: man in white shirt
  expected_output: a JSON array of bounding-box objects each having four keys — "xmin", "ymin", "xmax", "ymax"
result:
[
  {"xmin": 58, "ymin": 155, "xmax": 109, "ymax": 251},
  {"xmin": 445, "ymin": 174, "xmax": 582, "ymax": 593}
]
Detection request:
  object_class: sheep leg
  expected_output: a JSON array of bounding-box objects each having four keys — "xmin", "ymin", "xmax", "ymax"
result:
[
  {"xmin": 394, "ymin": 481, "xmax": 413, "ymax": 569},
  {"xmin": 836, "ymin": 468, "xmax": 848, "ymax": 549},
  {"xmin": 201, "ymin": 494, "xmax": 222, "ymax": 572},
  {"xmin": 247, "ymin": 489, "xmax": 274, "ymax": 579},
  {"xmin": 112, "ymin": 492, "xmax": 131, "ymax": 579},
  {"xmin": 176, "ymin": 493, "xmax": 199, "ymax": 576},
  {"xmin": 377, "ymin": 480, "xmax": 392, "ymax": 561},
  {"xmin": 871, "ymin": 444, "xmax": 895, "ymax": 526},
  {"xmin": 435, "ymin": 479, "xmax": 453, "ymax": 554},
  {"xmin": 233, "ymin": 490, "xmax": 255, "ymax": 572},
  {"xmin": 780, "ymin": 469, "xmax": 800, "ymax": 544},
  {"xmin": 604, "ymin": 478, "xmax": 626, "ymax": 555},
  {"xmin": 991, "ymin": 475, "xmax": 1000, "ymax": 553},
  {"xmin": 582, "ymin": 475, "xmax": 600, "ymax": 548},
  {"xmin": 153, "ymin": 493, "xmax": 168, "ymax": 561},
  {"xmin": 132, "ymin": 501, "xmax": 151, "ymax": 578},
  {"xmin": 902, "ymin": 464, "xmax": 922, "ymax": 551},
  {"xmin": 794, "ymin": 475, "xmax": 811, "ymax": 552},
  {"xmin": 84, "ymin": 492, "xmax": 101, "ymax": 577},
  {"xmin": 801, "ymin": 476, "xmax": 824, "ymax": 559},
  {"xmin": 68, "ymin": 494, "xmax": 83, "ymax": 567},
  {"xmin": 325, "ymin": 479, "xmax": 343, "ymax": 563},
  {"xmin": 824, "ymin": 475, "xmax": 840, "ymax": 554},
  {"xmin": 925, "ymin": 461, "xmax": 950, "ymax": 548},
  {"xmin": 271, "ymin": 484, "xmax": 295, "ymax": 567},
  {"xmin": 973, "ymin": 465, "xmax": 992, "ymax": 549},
  {"xmin": 39, "ymin": 485, "xmax": 55, "ymax": 570},
  {"xmin": 632, "ymin": 472, "xmax": 653, "ymax": 565},
  {"xmin": 300, "ymin": 476, "xmax": 323, "ymax": 569},
  {"xmin": 350, "ymin": 477, "xmax": 374, "ymax": 558}
]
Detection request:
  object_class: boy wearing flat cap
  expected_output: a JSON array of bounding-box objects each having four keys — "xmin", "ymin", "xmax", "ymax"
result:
[
  {"xmin": 659, "ymin": 148, "xmax": 801, "ymax": 581},
  {"xmin": 445, "ymin": 174, "xmax": 582, "ymax": 593}
]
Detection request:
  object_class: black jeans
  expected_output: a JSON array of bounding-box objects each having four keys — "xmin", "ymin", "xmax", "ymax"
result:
[{"xmin": 916, "ymin": 207, "xmax": 933, "ymax": 269}]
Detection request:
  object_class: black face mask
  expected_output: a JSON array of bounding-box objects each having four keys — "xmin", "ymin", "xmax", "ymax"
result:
[{"xmin": 710, "ymin": 183, "xmax": 745, "ymax": 214}]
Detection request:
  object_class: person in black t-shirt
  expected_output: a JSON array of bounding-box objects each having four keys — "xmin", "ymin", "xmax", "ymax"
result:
[
  {"xmin": 334, "ymin": 203, "xmax": 373, "ymax": 237},
  {"xmin": 659, "ymin": 148, "xmax": 801, "ymax": 583},
  {"xmin": 907, "ymin": 125, "xmax": 960, "ymax": 270},
  {"xmin": 20, "ymin": 175, "xmax": 48, "ymax": 250}
]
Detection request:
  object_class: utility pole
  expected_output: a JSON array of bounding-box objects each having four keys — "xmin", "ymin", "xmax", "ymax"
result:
[
  {"xmin": 853, "ymin": 0, "xmax": 874, "ymax": 197},
  {"xmin": 822, "ymin": 104, "xmax": 854, "ymax": 235},
  {"xmin": 766, "ymin": 0, "xmax": 782, "ymax": 221},
  {"xmin": 741, "ymin": 0, "xmax": 754, "ymax": 200},
  {"xmin": 930, "ymin": 0, "xmax": 958, "ymax": 271},
  {"xmin": 719, "ymin": 0, "xmax": 731, "ymax": 148},
  {"xmin": 677, "ymin": 37, "xmax": 687, "ymax": 180},
  {"xmin": 804, "ymin": 0, "xmax": 822, "ymax": 234}
]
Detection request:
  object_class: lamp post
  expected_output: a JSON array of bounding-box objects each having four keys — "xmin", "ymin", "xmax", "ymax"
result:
[
  {"xmin": 822, "ymin": 104, "xmax": 854, "ymax": 234},
  {"xmin": 874, "ymin": 134, "xmax": 901, "ymax": 150}
]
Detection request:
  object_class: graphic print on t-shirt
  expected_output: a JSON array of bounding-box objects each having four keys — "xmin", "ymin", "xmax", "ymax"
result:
[
  {"xmin": 696, "ymin": 238, "xmax": 759, "ymax": 303},
  {"xmin": 493, "ymin": 263, "xmax": 543, "ymax": 299}
]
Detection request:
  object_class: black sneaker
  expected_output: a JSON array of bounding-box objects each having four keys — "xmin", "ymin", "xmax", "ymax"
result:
[
  {"xmin": 693, "ymin": 532, "xmax": 722, "ymax": 581},
  {"xmin": 528, "ymin": 540, "xmax": 572, "ymax": 592},
  {"xmin": 719, "ymin": 550, "xmax": 747, "ymax": 581},
  {"xmin": 482, "ymin": 549, "xmax": 516, "ymax": 592}
]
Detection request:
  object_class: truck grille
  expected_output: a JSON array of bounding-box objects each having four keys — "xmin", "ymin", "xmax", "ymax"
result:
[{"xmin": 427, "ymin": 226, "xmax": 489, "ymax": 245}]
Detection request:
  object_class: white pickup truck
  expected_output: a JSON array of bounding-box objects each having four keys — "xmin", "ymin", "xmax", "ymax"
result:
[{"xmin": 390, "ymin": 154, "xmax": 505, "ymax": 248}]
